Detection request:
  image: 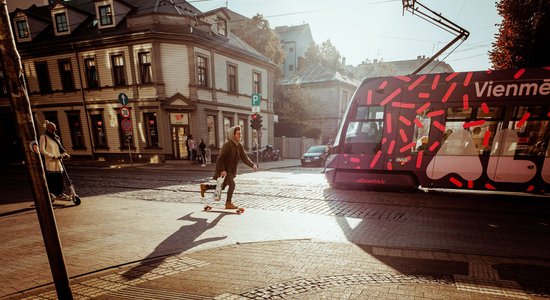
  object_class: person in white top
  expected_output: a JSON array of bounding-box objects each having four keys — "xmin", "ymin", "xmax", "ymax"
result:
[{"xmin": 39, "ymin": 121, "xmax": 70, "ymax": 199}]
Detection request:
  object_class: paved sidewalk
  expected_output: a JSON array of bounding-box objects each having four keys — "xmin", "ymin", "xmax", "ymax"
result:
[{"xmin": 2, "ymin": 190, "xmax": 549, "ymax": 300}]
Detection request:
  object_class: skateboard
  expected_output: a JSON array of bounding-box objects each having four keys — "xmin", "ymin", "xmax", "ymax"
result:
[
  {"xmin": 213, "ymin": 176, "xmax": 225, "ymax": 201},
  {"xmin": 203, "ymin": 205, "xmax": 245, "ymax": 214}
]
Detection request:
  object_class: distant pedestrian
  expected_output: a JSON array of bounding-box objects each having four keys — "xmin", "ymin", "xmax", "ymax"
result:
[
  {"xmin": 39, "ymin": 120, "xmax": 70, "ymax": 199},
  {"xmin": 185, "ymin": 133, "xmax": 191, "ymax": 160},
  {"xmin": 200, "ymin": 126, "xmax": 257, "ymax": 209},
  {"xmin": 199, "ymin": 138, "xmax": 207, "ymax": 167},
  {"xmin": 188, "ymin": 134, "xmax": 197, "ymax": 163}
]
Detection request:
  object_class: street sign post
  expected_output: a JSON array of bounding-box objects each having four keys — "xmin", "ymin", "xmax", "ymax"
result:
[
  {"xmin": 251, "ymin": 94, "xmax": 261, "ymax": 113},
  {"xmin": 120, "ymin": 119, "xmax": 133, "ymax": 165},
  {"xmin": 120, "ymin": 106, "xmax": 130, "ymax": 119},
  {"xmin": 118, "ymin": 93, "xmax": 129, "ymax": 106},
  {"xmin": 121, "ymin": 119, "xmax": 132, "ymax": 132},
  {"xmin": 251, "ymin": 93, "xmax": 261, "ymax": 106}
]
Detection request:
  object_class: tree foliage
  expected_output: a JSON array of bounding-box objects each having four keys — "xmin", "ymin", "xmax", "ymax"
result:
[
  {"xmin": 303, "ymin": 39, "xmax": 344, "ymax": 71},
  {"xmin": 490, "ymin": 0, "xmax": 550, "ymax": 69},
  {"xmin": 231, "ymin": 14, "xmax": 284, "ymax": 66}
]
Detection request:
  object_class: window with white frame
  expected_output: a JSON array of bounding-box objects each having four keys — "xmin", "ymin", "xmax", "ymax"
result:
[
  {"xmin": 207, "ymin": 115, "xmax": 217, "ymax": 148},
  {"xmin": 111, "ymin": 54, "xmax": 126, "ymax": 86},
  {"xmin": 197, "ymin": 55, "xmax": 208, "ymax": 87},
  {"xmin": 217, "ymin": 18, "xmax": 227, "ymax": 36},
  {"xmin": 253, "ymin": 71, "xmax": 261, "ymax": 94},
  {"xmin": 139, "ymin": 52, "xmax": 152, "ymax": 84},
  {"xmin": 54, "ymin": 12, "xmax": 68, "ymax": 33},
  {"xmin": 35, "ymin": 61, "xmax": 52, "ymax": 94},
  {"xmin": 58, "ymin": 59, "xmax": 75, "ymax": 91},
  {"xmin": 98, "ymin": 5, "xmax": 113, "ymax": 26},
  {"xmin": 84, "ymin": 58, "xmax": 99, "ymax": 88},
  {"xmin": 16, "ymin": 20, "xmax": 30, "ymax": 39},
  {"xmin": 228, "ymin": 64, "xmax": 237, "ymax": 93}
]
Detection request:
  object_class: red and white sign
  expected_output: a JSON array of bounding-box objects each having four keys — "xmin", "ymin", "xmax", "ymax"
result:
[
  {"xmin": 120, "ymin": 106, "xmax": 131, "ymax": 118},
  {"xmin": 121, "ymin": 119, "xmax": 132, "ymax": 132}
]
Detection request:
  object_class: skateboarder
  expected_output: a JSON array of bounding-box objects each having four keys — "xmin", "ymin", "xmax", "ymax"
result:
[{"xmin": 200, "ymin": 125, "xmax": 257, "ymax": 209}]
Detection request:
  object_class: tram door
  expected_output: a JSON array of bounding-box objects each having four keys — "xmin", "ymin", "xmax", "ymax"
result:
[{"xmin": 172, "ymin": 125, "xmax": 190, "ymax": 160}]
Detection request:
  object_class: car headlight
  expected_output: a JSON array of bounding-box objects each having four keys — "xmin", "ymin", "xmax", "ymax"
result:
[{"xmin": 313, "ymin": 157, "xmax": 319, "ymax": 159}]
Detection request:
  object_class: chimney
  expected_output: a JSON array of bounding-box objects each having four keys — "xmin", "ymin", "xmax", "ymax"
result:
[{"xmin": 342, "ymin": 57, "xmax": 346, "ymax": 65}]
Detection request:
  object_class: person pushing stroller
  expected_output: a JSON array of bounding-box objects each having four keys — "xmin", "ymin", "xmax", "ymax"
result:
[
  {"xmin": 200, "ymin": 125, "xmax": 257, "ymax": 209},
  {"xmin": 39, "ymin": 121, "xmax": 70, "ymax": 200}
]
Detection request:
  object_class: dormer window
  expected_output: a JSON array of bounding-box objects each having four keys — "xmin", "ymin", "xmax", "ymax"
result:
[
  {"xmin": 16, "ymin": 20, "xmax": 30, "ymax": 39},
  {"xmin": 54, "ymin": 12, "xmax": 68, "ymax": 33},
  {"xmin": 99, "ymin": 5, "xmax": 113, "ymax": 26},
  {"xmin": 96, "ymin": 1, "xmax": 118, "ymax": 29},
  {"xmin": 217, "ymin": 18, "xmax": 227, "ymax": 36}
]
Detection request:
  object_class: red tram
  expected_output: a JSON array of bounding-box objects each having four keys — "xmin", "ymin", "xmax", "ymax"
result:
[{"xmin": 325, "ymin": 67, "xmax": 550, "ymax": 193}]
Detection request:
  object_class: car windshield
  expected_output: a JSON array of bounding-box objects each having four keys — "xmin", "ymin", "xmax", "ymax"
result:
[{"xmin": 307, "ymin": 146, "xmax": 326, "ymax": 153}]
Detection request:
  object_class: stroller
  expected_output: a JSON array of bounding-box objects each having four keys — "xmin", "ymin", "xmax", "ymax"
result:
[
  {"xmin": 30, "ymin": 140, "xmax": 81, "ymax": 205},
  {"xmin": 52, "ymin": 158, "xmax": 81, "ymax": 205}
]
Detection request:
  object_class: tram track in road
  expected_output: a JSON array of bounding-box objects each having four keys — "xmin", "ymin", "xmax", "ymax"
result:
[{"xmin": 2, "ymin": 166, "xmax": 548, "ymax": 219}]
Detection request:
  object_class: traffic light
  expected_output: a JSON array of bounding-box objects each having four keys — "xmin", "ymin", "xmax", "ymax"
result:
[
  {"xmin": 257, "ymin": 114, "xmax": 263, "ymax": 129},
  {"xmin": 250, "ymin": 113, "xmax": 262, "ymax": 130}
]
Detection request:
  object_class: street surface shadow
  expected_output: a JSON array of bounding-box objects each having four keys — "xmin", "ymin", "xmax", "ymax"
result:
[
  {"xmin": 122, "ymin": 212, "xmax": 227, "ymax": 279},
  {"xmin": 324, "ymin": 187, "xmax": 550, "ymax": 287}
]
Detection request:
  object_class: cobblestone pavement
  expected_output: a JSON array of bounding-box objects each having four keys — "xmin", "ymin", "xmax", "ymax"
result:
[{"xmin": 1, "ymin": 160, "xmax": 549, "ymax": 299}]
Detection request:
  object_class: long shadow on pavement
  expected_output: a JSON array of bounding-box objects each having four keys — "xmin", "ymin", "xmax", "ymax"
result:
[{"xmin": 121, "ymin": 212, "xmax": 228, "ymax": 279}]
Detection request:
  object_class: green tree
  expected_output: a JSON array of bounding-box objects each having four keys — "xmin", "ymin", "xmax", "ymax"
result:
[
  {"xmin": 273, "ymin": 84, "xmax": 321, "ymax": 137},
  {"xmin": 490, "ymin": 0, "xmax": 550, "ymax": 69},
  {"xmin": 304, "ymin": 39, "xmax": 344, "ymax": 71},
  {"xmin": 231, "ymin": 14, "xmax": 284, "ymax": 66}
]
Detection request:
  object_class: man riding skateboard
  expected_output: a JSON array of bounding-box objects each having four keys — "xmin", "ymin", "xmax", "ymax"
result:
[{"xmin": 200, "ymin": 125, "xmax": 257, "ymax": 209}]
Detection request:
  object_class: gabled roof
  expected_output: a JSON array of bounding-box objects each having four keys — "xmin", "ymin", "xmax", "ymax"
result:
[
  {"xmin": 274, "ymin": 24, "xmax": 313, "ymax": 43},
  {"xmin": 12, "ymin": 5, "xmax": 51, "ymax": 22},
  {"xmin": 354, "ymin": 56, "xmax": 454, "ymax": 78},
  {"xmin": 281, "ymin": 64, "xmax": 359, "ymax": 87},
  {"xmin": 12, "ymin": 0, "xmax": 275, "ymax": 67},
  {"xmin": 50, "ymin": 0, "xmax": 94, "ymax": 16},
  {"xmin": 198, "ymin": 7, "xmax": 231, "ymax": 19},
  {"xmin": 162, "ymin": 92, "xmax": 196, "ymax": 110},
  {"xmin": 132, "ymin": 0, "xmax": 200, "ymax": 16}
]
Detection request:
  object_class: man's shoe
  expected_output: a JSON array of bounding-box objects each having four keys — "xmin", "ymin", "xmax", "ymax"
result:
[
  {"xmin": 200, "ymin": 184, "xmax": 206, "ymax": 198},
  {"xmin": 225, "ymin": 202, "xmax": 238, "ymax": 209}
]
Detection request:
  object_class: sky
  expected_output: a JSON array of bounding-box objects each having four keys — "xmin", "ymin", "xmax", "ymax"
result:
[{"xmin": 191, "ymin": 0, "xmax": 502, "ymax": 72}]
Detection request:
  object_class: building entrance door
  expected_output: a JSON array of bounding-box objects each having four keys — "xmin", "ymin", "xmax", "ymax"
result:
[{"xmin": 172, "ymin": 125, "xmax": 190, "ymax": 160}]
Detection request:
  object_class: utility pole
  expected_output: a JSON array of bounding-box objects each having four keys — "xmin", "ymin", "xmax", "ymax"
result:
[{"xmin": 0, "ymin": 1, "xmax": 73, "ymax": 299}]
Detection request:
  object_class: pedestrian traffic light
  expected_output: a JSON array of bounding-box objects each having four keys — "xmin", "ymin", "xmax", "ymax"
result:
[{"xmin": 250, "ymin": 113, "xmax": 262, "ymax": 130}]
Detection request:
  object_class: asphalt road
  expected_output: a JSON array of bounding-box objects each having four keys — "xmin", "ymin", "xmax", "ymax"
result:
[{"xmin": 1, "ymin": 163, "xmax": 549, "ymax": 299}]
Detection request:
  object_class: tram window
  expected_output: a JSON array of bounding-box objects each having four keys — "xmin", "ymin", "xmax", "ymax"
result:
[
  {"xmin": 439, "ymin": 129, "xmax": 478, "ymax": 156},
  {"xmin": 355, "ymin": 106, "xmax": 384, "ymax": 120},
  {"xmin": 508, "ymin": 105, "xmax": 549, "ymax": 157},
  {"xmin": 444, "ymin": 106, "xmax": 503, "ymax": 154},
  {"xmin": 443, "ymin": 107, "xmax": 472, "ymax": 143},
  {"xmin": 447, "ymin": 107, "xmax": 472, "ymax": 120},
  {"xmin": 412, "ymin": 111, "xmax": 431, "ymax": 152},
  {"xmin": 345, "ymin": 121, "xmax": 383, "ymax": 154},
  {"xmin": 472, "ymin": 105, "xmax": 504, "ymax": 154},
  {"xmin": 513, "ymin": 105, "xmax": 543, "ymax": 119},
  {"xmin": 476, "ymin": 106, "xmax": 503, "ymax": 119}
]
